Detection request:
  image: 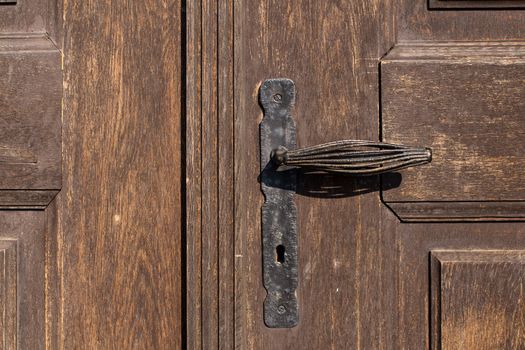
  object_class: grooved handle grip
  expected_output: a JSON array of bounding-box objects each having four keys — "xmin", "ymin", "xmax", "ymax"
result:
[{"xmin": 271, "ymin": 140, "xmax": 432, "ymax": 175}]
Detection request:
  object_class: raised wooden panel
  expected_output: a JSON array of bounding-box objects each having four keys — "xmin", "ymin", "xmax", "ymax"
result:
[
  {"xmin": 381, "ymin": 42, "xmax": 525, "ymax": 221},
  {"xmin": 431, "ymin": 250, "xmax": 525, "ymax": 349},
  {"xmin": 0, "ymin": 240, "xmax": 17, "ymax": 349},
  {"xmin": 0, "ymin": 35, "xmax": 61, "ymax": 208},
  {"xmin": 429, "ymin": 0, "xmax": 525, "ymax": 9}
]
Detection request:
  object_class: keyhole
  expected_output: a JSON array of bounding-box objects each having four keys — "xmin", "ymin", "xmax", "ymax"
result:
[{"xmin": 276, "ymin": 245, "xmax": 286, "ymax": 264}]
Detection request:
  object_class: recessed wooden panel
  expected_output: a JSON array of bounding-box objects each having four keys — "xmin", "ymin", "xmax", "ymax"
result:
[
  {"xmin": 431, "ymin": 250, "xmax": 525, "ymax": 349},
  {"xmin": 429, "ymin": 0, "xmax": 525, "ymax": 9},
  {"xmin": 0, "ymin": 35, "xmax": 61, "ymax": 207},
  {"xmin": 381, "ymin": 42, "xmax": 525, "ymax": 221}
]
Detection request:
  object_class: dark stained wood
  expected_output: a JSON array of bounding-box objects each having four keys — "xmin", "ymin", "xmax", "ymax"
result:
[
  {"xmin": 399, "ymin": 0, "xmax": 525, "ymax": 41},
  {"xmin": 232, "ymin": 1, "xmax": 393, "ymax": 348},
  {"xmin": 431, "ymin": 250, "xmax": 525, "ymax": 349},
  {"xmin": 0, "ymin": 2, "xmax": 63, "ymax": 349},
  {"xmin": 186, "ymin": 0, "xmax": 236, "ymax": 347},
  {"xmin": 217, "ymin": 0, "xmax": 235, "ymax": 347},
  {"xmin": 381, "ymin": 42, "xmax": 525, "ymax": 221},
  {"xmin": 0, "ymin": 35, "xmax": 61, "ymax": 195},
  {"xmin": 0, "ymin": 0, "xmax": 61, "ymax": 41},
  {"xmin": 0, "ymin": 211, "xmax": 46, "ymax": 349},
  {"xmin": 386, "ymin": 3, "xmax": 525, "ymax": 349},
  {"xmin": 57, "ymin": 0, "xmax": 183, "ymax": 348},
  {"xmin": 185, "ymin": 0, "xmax": 203, "ymax": 348},
  {"xmin": 0, "ymin": 190, "xmax": 58, "ymax": 209},
  {"xmin": 386, "ymin": 201, "xmax": 525, "ymax": 222},
  {"xmin": 200, "ymin": 0, "xmax": 220, "ymax": 347},
  {"xmin": 192, "ymin": 0, "xmax": 525, "ymax": 348},
  {"xmin": 0, "ymin": 0, "xmax": 47, "ymax": 33}
]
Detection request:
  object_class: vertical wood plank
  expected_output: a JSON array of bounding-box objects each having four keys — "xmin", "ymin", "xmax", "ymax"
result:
[
  {"xmin": 186, "ymin": 0, "xmax": 203, "ymax": 347},
  {"xmin": 60, "ymin": 0, "xmax": 182, "ymax": 347},
  {"xmin": 201, "ymin": 0, "xmax": 219, "ymax": 348},
  {"xmin": 218, "ymin": 0, "xmax": 235, "ymax": 348},
  {"xmin": 187, "ymin": 0, "xmax": 235, "ymax": 347}
]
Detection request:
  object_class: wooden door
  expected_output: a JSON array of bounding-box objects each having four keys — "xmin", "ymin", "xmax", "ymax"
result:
[
  {"xmin": 1, "ymin": 0, "xmax": 183, "ymax": 348},
  {"xmin": 187, "ymin": 1, "xmax": 525, "ymax": 349}
]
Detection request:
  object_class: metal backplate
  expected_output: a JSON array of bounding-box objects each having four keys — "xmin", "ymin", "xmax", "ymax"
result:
[{"xmin": 259, "ymin": 79, "xmax": 299, "ymax": 328}]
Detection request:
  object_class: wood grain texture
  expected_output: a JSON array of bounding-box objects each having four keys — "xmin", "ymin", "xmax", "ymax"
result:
[
  {"xmin": 399, "ymin": 0, "xmax": 525, "ymax": 41},
  {"xmin": 0, "ymin": 35, "xmax": 61, "ymax": 192},
  {"xmin": 185, "ymin": 0, "xmax": 202, "ymax": 347},
  {"xmin": 234, "ymin": 1, "xmax": 393, "ymax": 348},
  {"xmin": 58, "ymin": 0, "xmax": 182, "ymax": 348},
  {"xmin": 217, "ymin": 0, "xmax": 235, "ymax": 346},
  {"xmin": 385, "ymin": 4, "xmax": 525, "ymax": 345},
  {"xmin": 200, "ymin": 0, "xmax": 219, "ymax": 347},
  {"xmin": 0, "ymin": 211, "xmax": 46, "ymax": 350},
  {"xmin": 186, "ymin": 0, "xmax": 236, "ymax": 347},
  {"xmin": 187, "ymin": 0, "xmax": 525, "ymax": 348},
  {"xmin": 382, "ymin": 43, "xmax": 525, "ymax": 204},
  {"xmin": 386, "ymin": 201, "xmax": 525, "ymax": 222},
  {"xmin": 0, "ymin": 0, "xmax": 47, "ymax": 33},
  {"xmin": 0, "ymin": 190, "xmax": 58, "ymax": 209},
  {"xmin": 431, "ymin": 250, "xmax": 525, "ymax": 349},
  {"xmin": 391, "ymin": 222, "xmax": 525, "ymax": 348}
]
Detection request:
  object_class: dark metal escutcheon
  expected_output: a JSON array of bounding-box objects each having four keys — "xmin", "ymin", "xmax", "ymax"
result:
[
  {"xmin": 259, "ymin": 78, "xmax": 432, "ymax": 328},
  {"xmin": 260, "ymin": 79, "xmax": 299, "ymax": 328}
]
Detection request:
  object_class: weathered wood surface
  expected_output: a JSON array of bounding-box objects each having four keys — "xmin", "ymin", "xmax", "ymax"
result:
[
  {"xmin": 431, "ymin": 250, "xmax": 525, "ymax": 350},
  {"xmin": 399, "ymin": 0, "xmax": 525, "ymax": 41},
  {"xmin": 382, "ymin": 43, "xmax": 525, "ymax": 221},
  {"xmin": 0, "ymin": 0, "xmax": 47, "ymax": 33},
  {"xmin": 190, "ymin": 0, "xmax": 525, "ymax": 348},
  {"xmin": 386, "ymin": 5, "xmax": 525, "ymax": 348},
  {"xmin": 0, "ymin": 211, "xmax": 46, "ymax": 349},
  {"xmin": 390, "ymin": 221, "xmax": 525, "ymax": 349},
  {"xmin": 186, "ymin": 0, "xmax": 236, "ymax": 348},
  {"xmin": 0, "ymin": 35, "xmax": 61, "ymax": 202},
  {"xmin": 233, "ymin": 1, "xmax": 393, "ymax": 348},
  {"xmin": 56, "ymin": 0, "xmax": 183, "ymax": 348}
]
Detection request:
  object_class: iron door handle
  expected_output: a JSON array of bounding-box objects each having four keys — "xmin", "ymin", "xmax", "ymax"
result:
[
  {"xmin": 259, "ymin": 78, "xmax": 432, "ymax": 329},
  {"xmin": 270, "ymin": 141, "xmax": 431, "ymax": 175}
]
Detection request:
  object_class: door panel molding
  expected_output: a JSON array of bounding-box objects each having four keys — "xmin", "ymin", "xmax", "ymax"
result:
[
  {"xmin": 185, "ymin": 0, "xmax": 235, "ymax": 348},
  {"xmin": 381, "ymin": 42, "xmax": 525, "ymax": 222},
  {"xmin": 0, "ymin": 35, "xmax": 61, "ymax": 208},
  {"xmin": 430, "ymin": 250, "xmax": 525, "ymax": 349}
]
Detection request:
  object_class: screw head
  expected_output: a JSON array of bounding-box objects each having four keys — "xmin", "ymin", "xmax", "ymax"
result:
[
  {"xmin": 277, "ymin": 305, "xmax": 286, "ymax": 314},
  {"xmin": 273, "ymin": 94, "xmax": 282, "ymax": 102}
]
